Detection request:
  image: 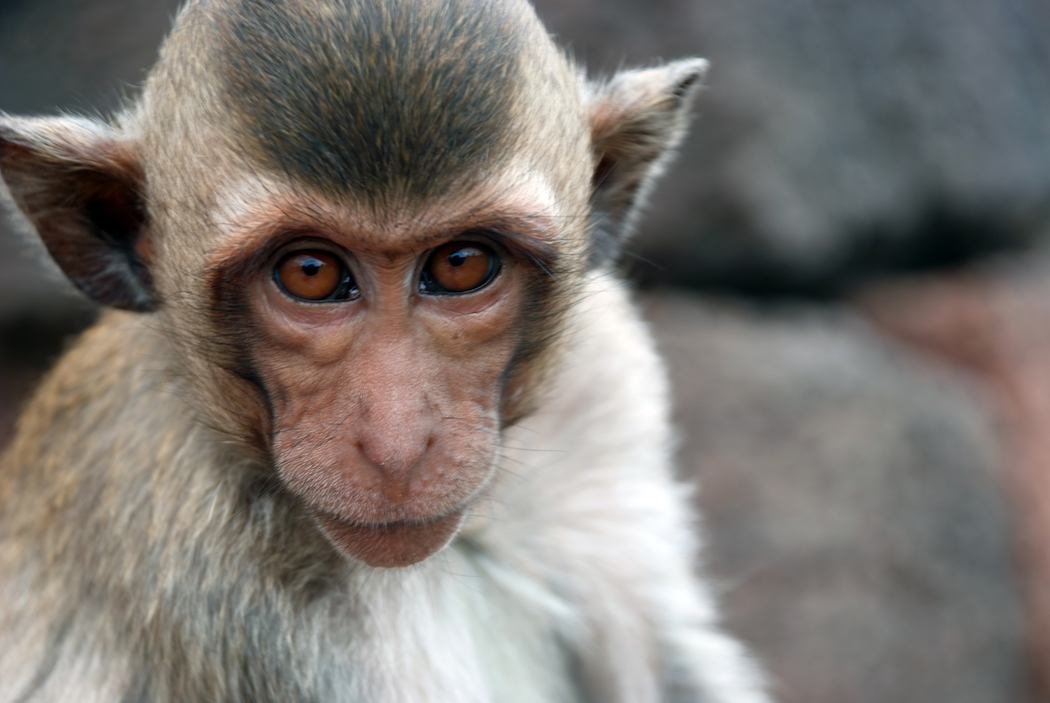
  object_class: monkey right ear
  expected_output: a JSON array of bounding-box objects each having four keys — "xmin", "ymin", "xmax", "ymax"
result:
[
  {"xmin": 586, "ymin": 58, "xmax": 708, "ymax": 267},
  {"xmin": 0, "ymin": 116, "xmax": 154, "ymax": 311}
]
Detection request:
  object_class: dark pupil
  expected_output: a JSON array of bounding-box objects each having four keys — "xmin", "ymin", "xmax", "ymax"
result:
[
  {"xmin": 301, "ymin": 259, "xmax": 322, "ymax": 276},
  {"xmin": 448, "ymin": 250, "xmax": 469, "ymax": 267}
]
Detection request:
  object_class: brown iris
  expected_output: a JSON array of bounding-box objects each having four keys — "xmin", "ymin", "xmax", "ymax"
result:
[
  {"xmin": 421, "ymin": 241, "xmax": 500, "ymax": 295},
  {"xmin": 274, "ymin": 250, "xmax": 355, "ymax": 301}
]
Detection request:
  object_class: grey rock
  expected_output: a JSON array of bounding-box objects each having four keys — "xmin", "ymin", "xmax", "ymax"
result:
[
  {"xmin": 646, "ymin": 293, "xmax": 1029, "ymax": 703},
  {"xmin": 535, "ymin": 0, "xmax": 1050, "ymax": 294}
]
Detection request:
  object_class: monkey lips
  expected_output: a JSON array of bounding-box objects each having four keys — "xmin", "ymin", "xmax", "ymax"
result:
[{"xmin": 313, "ymin": 508, "xmax": 466, "ymax": 568}]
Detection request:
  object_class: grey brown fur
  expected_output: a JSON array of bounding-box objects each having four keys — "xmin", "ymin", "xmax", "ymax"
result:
[{"xmin": 220, "ymin": 0, "xmax": 523, "ymax": 203}]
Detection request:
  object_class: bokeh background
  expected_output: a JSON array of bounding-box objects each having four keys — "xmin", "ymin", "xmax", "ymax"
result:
[{"xmin": 2, "ymin": 1, "xmax": 1049, "ymax": 701}]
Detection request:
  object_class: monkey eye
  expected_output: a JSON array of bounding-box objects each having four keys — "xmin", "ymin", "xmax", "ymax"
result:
[
  {"xmin": 419, "ymin": 241, "xmax": 501, "ymax": 295},
  {"xmin": 274, "ymin": 250, "xmax": 358, "ymax": 302}
]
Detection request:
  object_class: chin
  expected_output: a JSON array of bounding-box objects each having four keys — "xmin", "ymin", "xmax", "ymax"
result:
[{"xmin": 314, "ymin": 509, "xmax": 467, "ymax": 568}]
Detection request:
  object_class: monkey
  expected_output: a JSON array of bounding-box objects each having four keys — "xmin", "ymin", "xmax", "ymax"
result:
[{"xmin": 0, "ymin": 1, "xmax": 771, "ymax": 701}]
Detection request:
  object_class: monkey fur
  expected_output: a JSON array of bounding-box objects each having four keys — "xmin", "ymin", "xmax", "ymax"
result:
[{"xmin": 0, "ymin": 1, "xmax": 771, "ymax": 701}]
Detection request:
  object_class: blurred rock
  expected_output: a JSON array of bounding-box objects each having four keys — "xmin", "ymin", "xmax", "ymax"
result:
[
  {"xmin": 0, "ymin": 0, "xmax": 176, "ymax": 116},
  {"xmin": 535, "ymin": 0, "xmax": 1050, "ymax": 294},
  {"xmin": 645, "ymin": 293, "xmax": 1030, "ymax": 703},
  {"xmin": 859, "ymin": 246, "xmax": 1050, "ymax": 697}
]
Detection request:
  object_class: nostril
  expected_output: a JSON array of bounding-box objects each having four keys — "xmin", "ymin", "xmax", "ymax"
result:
[
  {"xmin": 353, "ymin": 439, "xmax": 381, "ymax": 468},
  {"xmin": 355, "ymin": 433, "xmax": 431, "ymax": 478}
]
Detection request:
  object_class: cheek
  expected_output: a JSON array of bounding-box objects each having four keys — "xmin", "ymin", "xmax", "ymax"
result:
[
  {"xmin": 430, "ymin": 320, "xmax": 523, "ymax": 417},
  {"xmin": 245, "ymin": 305, "xmax": 359, "ymax": 420},
  {"xmin": 423, "ymin": 277, "xmax": 526, "ymax": 364}
]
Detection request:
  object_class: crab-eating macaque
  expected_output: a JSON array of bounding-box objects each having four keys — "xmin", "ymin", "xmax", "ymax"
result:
[{"xmin": 0, "ymin": 1, "xmax": 770, "ymax": 701}]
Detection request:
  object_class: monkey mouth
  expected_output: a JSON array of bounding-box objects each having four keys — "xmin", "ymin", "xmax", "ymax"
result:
[{"xmin": 314, "ymin": 508, "xmax": 466, "ymax": 568}]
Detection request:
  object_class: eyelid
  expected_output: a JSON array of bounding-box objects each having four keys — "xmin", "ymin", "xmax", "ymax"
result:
[{"xmin": 270, "ymin": 236, "xmax": 353, "ymax": 267}]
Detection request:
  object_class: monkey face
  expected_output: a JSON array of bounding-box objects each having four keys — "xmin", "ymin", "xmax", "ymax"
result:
[
  {"xmin": 259, "ymin": 238, "xmax": 515, "ymax": 568},
  {"xmin": 198, "ymin": 175, "xmax": 571, "ymax": 568}
]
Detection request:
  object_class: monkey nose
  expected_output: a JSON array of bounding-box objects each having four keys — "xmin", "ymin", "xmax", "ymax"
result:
[{"xmin": 354, "ymin": 434, "xmax": 432, "ymax": 499}]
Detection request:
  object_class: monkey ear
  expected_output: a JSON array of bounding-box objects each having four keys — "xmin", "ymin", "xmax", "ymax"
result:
[
  {"xmin": 586, "ymin": 58, "xmax": 708, "ymax": 266},
  {"xmin": 0, "ymin": 115, "xmax": 154, "ymax": 311}
]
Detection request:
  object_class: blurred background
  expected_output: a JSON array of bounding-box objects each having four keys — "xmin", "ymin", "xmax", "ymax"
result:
[{"xmin": 2, "ymin": 1, "xmax": 1049, "ymax": 700}]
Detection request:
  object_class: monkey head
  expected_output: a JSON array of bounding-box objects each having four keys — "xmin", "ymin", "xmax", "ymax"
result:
[{"xmin": 0, "ymin": 0, "xmax": 706, "ymax": 567}]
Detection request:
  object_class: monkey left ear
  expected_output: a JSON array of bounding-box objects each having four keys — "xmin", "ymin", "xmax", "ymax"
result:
[
  {"xmin": 0, "ymin": 115, "xmax": 154, "ymax": 311},
  {"xmin": 586, "ymin": 58, "xmax": 708, "ymax": 266}
]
